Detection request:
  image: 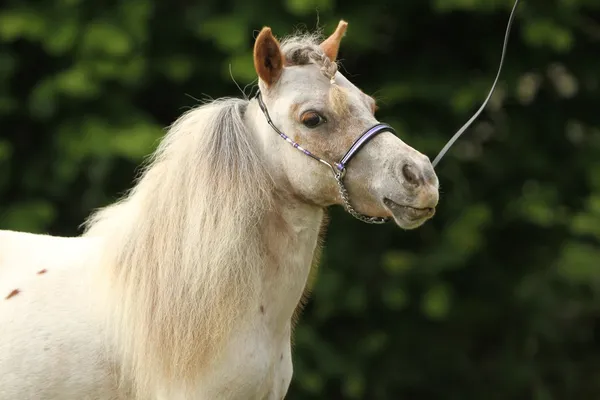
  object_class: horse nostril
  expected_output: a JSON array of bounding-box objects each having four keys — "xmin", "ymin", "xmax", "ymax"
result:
[{"xmin": 402, "ymin": 163, "xmax": 420, "ymax": 185}]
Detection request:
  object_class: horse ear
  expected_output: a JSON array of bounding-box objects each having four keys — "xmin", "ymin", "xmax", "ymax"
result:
[
  {"xmin": 320, "ymin": 20, "xmax": 348, "ymax": 62},
  {"xmin": 253, "ymin": 27, "xmax": 284, "ymax": 87}
]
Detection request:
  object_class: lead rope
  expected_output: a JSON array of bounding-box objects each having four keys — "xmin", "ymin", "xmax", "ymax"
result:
[{"xmin": 432, "ymin": 0, "xmax": 521, "ymax": 167}]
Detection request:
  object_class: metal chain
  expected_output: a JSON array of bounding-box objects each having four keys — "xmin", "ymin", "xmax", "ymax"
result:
[{"xmin": 334, "ymin": 173, "xmax": 390, "ymax": 224}]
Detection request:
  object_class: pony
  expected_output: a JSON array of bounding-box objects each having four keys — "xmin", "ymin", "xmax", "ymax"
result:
[{"xmin": 0, "ymin": 21, "xmax": 439, "ymax": 399}]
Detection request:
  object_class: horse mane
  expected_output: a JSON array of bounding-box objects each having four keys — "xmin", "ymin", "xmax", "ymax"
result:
[
  {"xmin": 83, "ymin": 97, "xmax": 275, "ymax": 396},
  {"xmin": 82, "ymin": 32, "xmax": 333, "ymax": 397}
]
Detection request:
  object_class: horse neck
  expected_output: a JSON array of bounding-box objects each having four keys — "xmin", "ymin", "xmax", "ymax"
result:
[
  {"xmin": 246, "ymin": 100, "xmax": 326, "ymax": 332},
  {"xmin": 259, "ymin": 198, "xmax": 324, "ymax": 333}
]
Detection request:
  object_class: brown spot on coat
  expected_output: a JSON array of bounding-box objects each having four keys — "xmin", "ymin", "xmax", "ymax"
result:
[
  {"xmin": 6, "ymin": 289, "xmax": 20, "ymax": 300},
  {"xmin": 260, "ymin": 305, "xmax": 265, "ymax": 314},
  {"xmin": 366, "ymin": 95, "xmax": 379, "ymax": 114},
  {"xmin": 37, "ymin": 269, "xmax": 47, "ymax": 275}
]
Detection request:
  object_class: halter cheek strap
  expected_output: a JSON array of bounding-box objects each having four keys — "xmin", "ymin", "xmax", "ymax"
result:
[{"xmin": 255, "ymin": 91, "xmax": 392, "ymax": 224}]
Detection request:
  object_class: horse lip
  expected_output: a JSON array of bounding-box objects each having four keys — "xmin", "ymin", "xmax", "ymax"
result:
[{"xmin": 383, "ymin": 198, "xmax": 435, "ymax": 220}]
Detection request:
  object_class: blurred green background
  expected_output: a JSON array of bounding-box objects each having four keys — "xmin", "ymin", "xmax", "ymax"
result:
[{"xmin": 1, "ymin": 0, "xmax": 600, "ymax": 398}]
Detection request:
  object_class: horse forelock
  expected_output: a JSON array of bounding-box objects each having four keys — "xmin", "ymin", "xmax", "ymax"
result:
[
  {"xmin": 280, "ymin": 33, "xmax": 338, "ymax": 81},
  {"xmin": 279, "ymin": 33, "xmax": 350, "ymax": 117}
]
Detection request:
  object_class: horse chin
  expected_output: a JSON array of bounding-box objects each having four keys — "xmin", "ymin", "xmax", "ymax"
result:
[{"xmin": 383, "ymin": 198, "xmax": 435, "ymax": 230}]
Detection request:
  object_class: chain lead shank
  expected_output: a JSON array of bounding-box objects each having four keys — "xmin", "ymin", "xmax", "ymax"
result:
[{"xmin": 334, "ymin": 172, "xmax": 389, "ymax": 224}]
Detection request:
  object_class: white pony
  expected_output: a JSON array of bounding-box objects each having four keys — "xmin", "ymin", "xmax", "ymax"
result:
[{"xmin": 0, "ymin": 21, "xmax": 439, "ymax": 399}]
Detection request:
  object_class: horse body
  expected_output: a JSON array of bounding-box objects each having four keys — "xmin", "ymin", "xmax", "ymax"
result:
[
  {"xmin": 0, "ymin": 21, "xmax": 439, "ymax": 399},
  {"xmin": 0, "ymin": 231, "xmax": 126, "ymax": 399},
  {"xmin": 0, "ymin": 202, "xmax": 323, "ymax": 399}
]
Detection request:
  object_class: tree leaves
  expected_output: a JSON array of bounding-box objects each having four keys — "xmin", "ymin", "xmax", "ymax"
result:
[{"xmin": 1, "ymin": 0, "xmax": 600, "ymax": 398}]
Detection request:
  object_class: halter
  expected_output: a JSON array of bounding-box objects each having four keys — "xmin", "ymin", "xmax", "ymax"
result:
[
  {"xmin": 254, "ymin": 0, "xmax": 520, "ymax": 224},
  {"xmin": 256, "ymin": 91, "xmax": 393, "ymax": 224}
]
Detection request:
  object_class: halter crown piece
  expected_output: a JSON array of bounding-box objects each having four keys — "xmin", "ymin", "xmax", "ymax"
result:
[{"xmin": 255, "ymin": 0, "xmax": 520, "ymax": 224}]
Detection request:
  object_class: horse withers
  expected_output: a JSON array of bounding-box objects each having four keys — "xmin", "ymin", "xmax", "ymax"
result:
[{"xmin": 0, "ymin": 21, "xmax": 438, "ymax": 400}]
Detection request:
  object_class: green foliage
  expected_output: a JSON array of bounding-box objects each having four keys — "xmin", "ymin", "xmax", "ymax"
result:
[{"xmin": 1, "ymin": 0, "xmax": 600, "ymax": 398}]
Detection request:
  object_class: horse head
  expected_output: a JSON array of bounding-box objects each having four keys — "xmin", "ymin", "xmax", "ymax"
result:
[{"xmin": 251, "ymin": 21, "xmax": 439, "ymax": 229}]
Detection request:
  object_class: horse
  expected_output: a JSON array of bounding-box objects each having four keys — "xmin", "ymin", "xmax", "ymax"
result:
[{"xmin": 0, "ymin": 21, "xmax": 439, "ymax": 399}]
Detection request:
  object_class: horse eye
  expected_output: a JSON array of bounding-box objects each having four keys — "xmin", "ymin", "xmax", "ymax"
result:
[{"xmin": 301, "ymin": 112, "xmax": 325, "ymax": 128}]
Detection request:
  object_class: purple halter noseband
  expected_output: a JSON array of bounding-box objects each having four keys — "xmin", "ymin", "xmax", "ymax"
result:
[{"xmin": 255, "ymin": 91, "xmax": 394, "ymax": 224}]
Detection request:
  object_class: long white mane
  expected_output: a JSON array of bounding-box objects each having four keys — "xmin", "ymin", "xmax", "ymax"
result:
[{"xmin": 83, "ymin": 98, "xmax": 275, "ymax": 396}]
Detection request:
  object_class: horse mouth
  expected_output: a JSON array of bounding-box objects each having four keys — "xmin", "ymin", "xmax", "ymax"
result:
[{"xmin": 383, "ymin": 198, "xmax": 435, "ymax": 229}]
